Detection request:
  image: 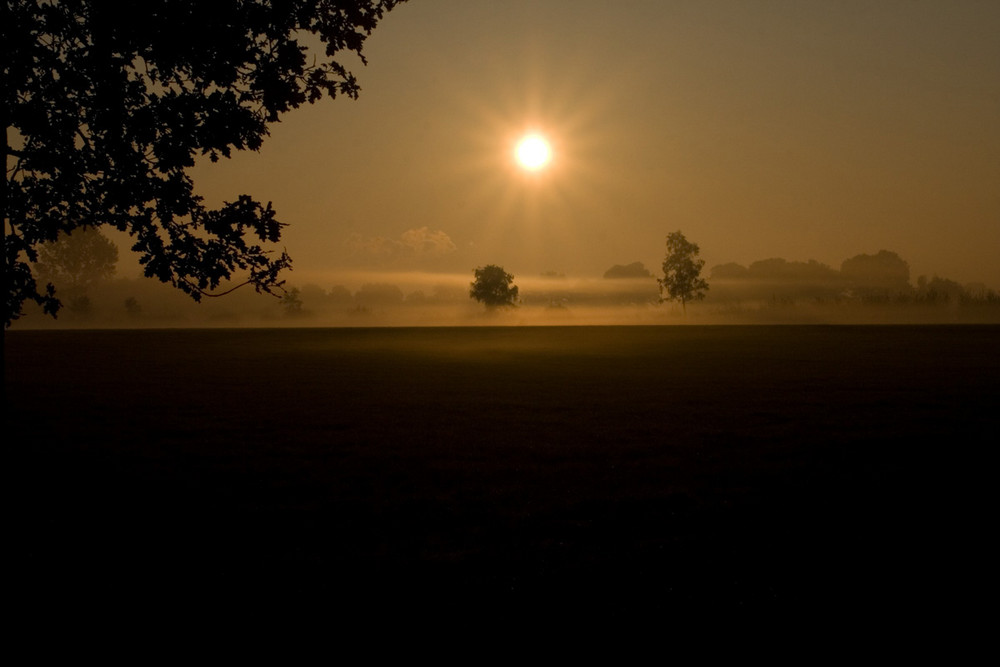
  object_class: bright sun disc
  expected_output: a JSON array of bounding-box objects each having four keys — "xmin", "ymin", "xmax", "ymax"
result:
[{"xmin": 515, "ymin": 134, "xmax": 552, "ymax": 171}]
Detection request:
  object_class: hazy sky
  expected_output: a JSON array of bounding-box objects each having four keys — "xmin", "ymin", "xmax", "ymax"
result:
[{"xmin": 181, "ymin": 0, "xmax": 999, "ymax": 289}]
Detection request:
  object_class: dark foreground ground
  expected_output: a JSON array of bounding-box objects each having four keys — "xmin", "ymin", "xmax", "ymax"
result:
[{"xmin": 7, "ymin": 325, "xmax": 998, "ymax": 623}]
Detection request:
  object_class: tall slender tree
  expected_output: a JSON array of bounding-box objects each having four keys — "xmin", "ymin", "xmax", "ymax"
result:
[{"xmin": 659, "ymin": 231, "xmax": 709, "ymax": 314}]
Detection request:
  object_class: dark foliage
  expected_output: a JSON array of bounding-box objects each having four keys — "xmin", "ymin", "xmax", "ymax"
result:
[
  {"xmin": 34, "ymin": 227, "xmax": 119, "ymax": 297},
  {"xmin": 355, "ymin": 282, "xmax": 405, "ymax": 307},
  {"xmin": 124, "ymin": 296, "xmax": 141, "ymax": 318},
  {"xmin": 281, "ymin": 286, "xmax": 304, "ymax": 316},
  {"xmin": 470, "ymin": 264, "xmax": 519, "ymax": 309},
  {"xmin": 3, "ymin": 0, "xmax": 403, "ymax": 326},
  {"xmin": 659, "ymin": 230, "xmax": 708, "ymax": 312},
  {"xmin": 841, "ymin": 250, "xmax": 911, "ymax": 290},
  {"xmin": 711, "ymin": 258, "xmax": 840, "ymax": 283},
  {"xmin": 603, "ymin": 261, "xmax": 653, "ymax": 279},
  {"xmin": 709, "ymin": 262, "xmax": 750, "ymax": 280},
  {"xmin": 747, "ymin": 257, "xmax": 839, "ymax": 282}
]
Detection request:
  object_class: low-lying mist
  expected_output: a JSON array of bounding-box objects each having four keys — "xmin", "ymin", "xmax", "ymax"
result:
[{"xmin": 12, "ymin": 268, "xmax": 1000, "ymax": 329}]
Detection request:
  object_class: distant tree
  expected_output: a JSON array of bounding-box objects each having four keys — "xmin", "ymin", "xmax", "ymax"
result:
[
  {"xmin": 355, "ymin": 283, "xmax": 404, "ymax": 307},
  {"xmin": 841, "ymin": 251, "xmax": 910, "ymax": 290},
  {"xmin": 328, "ymin": 285, "xmax": 354, "ymax": 305},
  {"xmin": 34, "ymin": 228, "xmax": 119, "ymax": 302},
  {"xmin": 404, "ymin": 290, "xmax": 428, "ymax": 305},
  {"xmin": 124, "ymin": 297, "xmax": 142, "ymax": 318},
  {"xmin": 918, "ymin": 276, "xmax": 964, "ymax": 303},
  {"xmin": 658, "ymin": 231, "xmax": 709, "ymax": 313},
  {"xmin": 282, "ymin": 287, "xmax": 304, "ymax": 316},
  {"xmin": 748, "ymin": 258, "xmax": 839, "ymax": 283},
  {"xmin": 470, "ymin": 265, "xmax": 519, "ymax": 309},
  {"xmin": 5, "ymin": 0, "xmax": 405, "ymax": 327},
  {"xmin": 962, "ymin": 283, "xmax": 993, "ymax": 301},
  {"xmin": 297, "ymin": 284, "xmax": 330, "ymax": 308},
  {"xmin": 68, "ymin": 295, "xmax": 93, "ymax": 318},
  {"xmin": 710, "ymin": 262, "xmax": 750, "ymax": 280},
  {"xmin": 603, "ymin": 262, "xmax": 653, "ymax": 279}
]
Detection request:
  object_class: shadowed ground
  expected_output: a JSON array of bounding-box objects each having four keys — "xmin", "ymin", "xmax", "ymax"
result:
[{"xmin": 7, "ymin": 325, "xmax": 998, "ymax": 622}]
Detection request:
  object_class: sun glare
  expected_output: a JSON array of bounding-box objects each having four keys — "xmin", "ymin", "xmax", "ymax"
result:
[{"xmin": 515, "ymin": 134, "xmax": 552, "ymax": 171}]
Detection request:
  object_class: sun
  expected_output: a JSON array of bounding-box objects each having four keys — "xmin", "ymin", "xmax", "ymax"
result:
[{"xmin": 515, "ymin": 134, "xmax": 552, "ymax": 171}]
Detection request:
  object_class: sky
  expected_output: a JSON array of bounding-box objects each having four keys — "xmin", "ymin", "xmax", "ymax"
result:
[{"xmin": 177, "ymin": 0, "xmax": 999, "ymax": 290}]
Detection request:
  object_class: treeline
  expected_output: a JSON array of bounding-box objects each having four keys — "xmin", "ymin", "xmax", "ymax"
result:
[
  {"xmin": 18, "ymin": 277, "xmax": 476, "ymax": 326},
  {"xmin": 708, "ymin": 250, "xmax": 999, "ymax": 306},
  {"xmin": 13, "ymin": 233, "xmax": 999, "ymax": 327}
]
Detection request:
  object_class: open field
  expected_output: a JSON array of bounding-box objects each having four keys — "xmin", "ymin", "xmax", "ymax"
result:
[{"xmin": 7, "ymin": 325, "xmax": 998, "ymax": 621}]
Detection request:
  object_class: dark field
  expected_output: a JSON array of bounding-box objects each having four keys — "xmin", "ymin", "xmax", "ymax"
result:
[{"xmin": 7, "ymin": 325, "xmax": 998, "ymax": 620}]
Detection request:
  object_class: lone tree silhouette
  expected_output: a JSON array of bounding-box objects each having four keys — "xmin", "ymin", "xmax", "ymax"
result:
[
  {"xmin": 658, "ymin": 231, "xmax": 709, "ymax": 313},
  {"xmin": 470, "ymin": 265, "xmax": 519, "ymax": 310},
  {"xmin": 35, "ymin": 228, "xmax": 119, "ymax": 300},
  {"xmin": 3, "ymin": 0, "xmax": 404, "ymax": 326}
]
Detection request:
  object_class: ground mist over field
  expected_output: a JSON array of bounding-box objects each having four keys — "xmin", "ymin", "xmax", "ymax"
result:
[
  {"xmin": 12, "ymin": 267, "xmax": 1000, "ymax": 329},
  {"xmin": 8, "ymin": 325, "xmax": 997, "ymax": 620}
]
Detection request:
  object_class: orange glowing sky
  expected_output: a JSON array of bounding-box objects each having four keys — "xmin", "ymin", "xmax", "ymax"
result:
[{"xmin": 182, "ymin": 0, "xmax": 1000, "ymax": 288}]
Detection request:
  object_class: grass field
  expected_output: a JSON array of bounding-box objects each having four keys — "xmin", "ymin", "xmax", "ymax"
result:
[{"xmin": 7, "ymin": 325, "xmax": 998, "ymax": 621}]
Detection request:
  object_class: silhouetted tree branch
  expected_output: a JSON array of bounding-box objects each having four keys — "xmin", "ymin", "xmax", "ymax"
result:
[{"xmin": 3, "ymin": 0, "xmax": 404, "ymax": 326}]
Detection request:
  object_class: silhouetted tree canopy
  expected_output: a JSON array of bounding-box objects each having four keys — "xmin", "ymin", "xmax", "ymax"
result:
[
  {"xmin": 841, "ymin": 250, "xmax": 910, "ymax": 290},
  {"xmin": 712, "ymin": 259, "xmax": 840, "ymax": 283},
  {"xmin": 709, "ymin": 262, "xmax": 750, "ymax": 280},
  {"xmin": 470, "ymin": 265, "xmax": 518, "ymax": 309},
  {"xmin": 747, "ymin": 258, "xmax": 839, "ymax": 282},
  {"xmin": 355, "ymin": 282, "xmax": 404, "ymax": 307},
  {"xmin": 918, "ymin": 275, "xmax": 964, "ymax": 302},
  {"xmin": 603, "ymin": 261, "xmax": 653, "ymax": 279},
  {"xmin": 34, "ymin": 227, "xmax": 119, "ymax": 297},
  {"xmin": 659, "ymin": 231, "xmax": 708, "ymax": 313},
  {"xmin": 3, "ymin": 0, "xmax": 404, "ymax": 326},
  {"xmin": 281, "ymin": 287, "xmax": 304, "ymax": 316}
]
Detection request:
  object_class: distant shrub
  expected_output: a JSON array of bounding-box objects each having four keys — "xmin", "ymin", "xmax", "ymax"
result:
[{"xmin": 604, "ymin": 262, "xmax": 653, "ymax": 279}]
